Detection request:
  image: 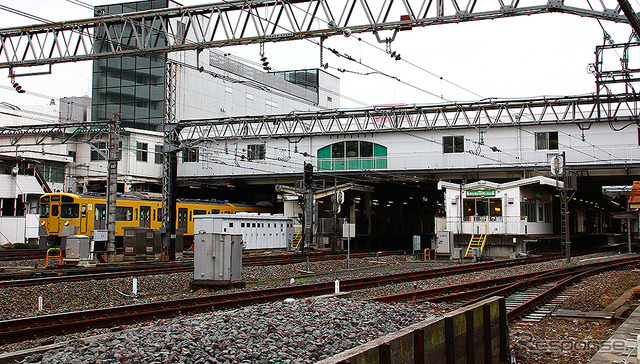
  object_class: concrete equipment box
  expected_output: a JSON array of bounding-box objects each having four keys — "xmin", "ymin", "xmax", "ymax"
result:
[
  {"xmin": 436, "ymin": 231, "xmax": 453, "ymax": 254},
  {"xmin": 65, "ymin": 235, "xmax": 91, "ymax": 264},
  {"xmin": 193, "ymin": 233, "xmax": 243, "ymax": 287}
]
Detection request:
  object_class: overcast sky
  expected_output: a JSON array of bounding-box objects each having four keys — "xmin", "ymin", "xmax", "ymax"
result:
[{"xmin": 0, "ymin": 0, "xmax": 638, "ymax": 111}]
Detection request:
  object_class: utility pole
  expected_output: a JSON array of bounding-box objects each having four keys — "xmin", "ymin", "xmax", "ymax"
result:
[
  {"xmin": 555, "ymin": 152, "xmax": 572, "ymax": 264},
  {"xmin": 106, "ymin": 113, "xmax": 119, "ymax": 263},
  {"xmin": 303, "ymin": 162, "xmax": 314, "ymax": 253},
  {"xmin": 162, "ymin": 62, "xmax": 178, "ymax": 261}
]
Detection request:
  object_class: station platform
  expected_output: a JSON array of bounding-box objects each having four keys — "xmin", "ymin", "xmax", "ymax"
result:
[{"xmin": 588, "ymin": 305, "xmax": 640, "ymax": 363}]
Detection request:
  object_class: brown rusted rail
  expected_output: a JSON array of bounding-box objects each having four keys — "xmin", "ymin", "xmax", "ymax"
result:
[
  {"xmin": 0, "ymin": 249, "xmax": 46, "ymax": 261},
  {"xmin": 0, "ymin": 250, "xmax": 408, "ymax": 287},
  {"xmin": 371, "ymin": 256, "xmax": 640, "ymax": 322},
  {"xmin": 0, "ymin": 253, "xmax": 575, "ymax": 344}
]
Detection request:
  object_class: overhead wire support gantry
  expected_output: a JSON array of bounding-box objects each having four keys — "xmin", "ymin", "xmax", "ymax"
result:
[
  {"xmin": 0, "ymin": 0, "xmax": 632, "ymax": 69},
  {"xmin": 173, "ymin": 93, "xmax": 640, "ymax": 143}
]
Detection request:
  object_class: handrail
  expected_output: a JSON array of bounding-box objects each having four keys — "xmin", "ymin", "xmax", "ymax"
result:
[{"xmin": 45, "ymin": 248, "xmax": 62, "ymax": 267}]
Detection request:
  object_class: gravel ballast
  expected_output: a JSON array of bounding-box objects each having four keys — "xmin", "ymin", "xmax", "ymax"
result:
[
  {"xmin": 18, "ymin": 297, "xmax": 435, "ymax": 363},
  {"xmin": 1, "ymin": 251, "xmax": 639, "ymax": 363}
]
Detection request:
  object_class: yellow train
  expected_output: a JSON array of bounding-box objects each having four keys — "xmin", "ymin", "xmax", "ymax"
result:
[{"xmin": 38, "ymin": 192, "xmax": 275, "ymax": 249}]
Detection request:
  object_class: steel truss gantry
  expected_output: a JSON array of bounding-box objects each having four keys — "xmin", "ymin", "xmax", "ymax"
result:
[
  {"xmin": 0, "ymin": 120, "xmax": 115, "ymax": 146},
  {"xmin": 0, "ymin": 0, "xmax": 631, "ymax": 69},
  {"xmin": 175, "ymin": 93, "xmax": 640, "ymax": 145}
]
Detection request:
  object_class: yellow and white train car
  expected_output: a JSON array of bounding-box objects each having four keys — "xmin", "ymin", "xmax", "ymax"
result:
[{"xmin": 38, "ymin": 192, "xmax": 274, "ymax": 249}]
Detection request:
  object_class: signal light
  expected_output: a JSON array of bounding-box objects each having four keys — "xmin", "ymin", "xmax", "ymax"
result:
[{"xmin": 303, "ymin": 162, "xmax": 313, "ymax": 187}]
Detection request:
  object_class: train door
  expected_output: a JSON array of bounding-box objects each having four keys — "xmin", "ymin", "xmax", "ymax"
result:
[
  {"xmin": 79, "ymin": 204, "xmax": 88, "ymax": 234},
  {"xmin": 177, "ymin": 208, "xmax": 188, "ymax": 232},
  {"xmin": 48, "ymin": 196, "xmax": 60, "ymax": 234},
  {"xmin": 140, "ymin": 206, "xmax": 151, "ymax": 228},
  {"xmin": 95, "ymin": 204, "xmax": 106, "ymax": 230}
]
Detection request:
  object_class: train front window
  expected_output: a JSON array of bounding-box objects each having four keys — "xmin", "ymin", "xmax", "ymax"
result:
[
  {"xmin": 51, "ymin": 205, "xmax": 59, "ymax": 217},
  {"xmin": 61, "ymin": 204, "xmax": 80, "ymax": 218},
  {"xmin": 39, "ymin": 204, "xmax": 50, "ymax": 218}
]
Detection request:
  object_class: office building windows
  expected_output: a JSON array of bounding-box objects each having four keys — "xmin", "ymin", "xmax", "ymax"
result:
[
  {"xmin": 90, "ymin": 142, "xmax": 108, "ymax": 161},
  {"xmin": 155, "ymin": 144, "xmax": 163, "ymax": 164},
  {"xmin": 443, "ymin": 136, "xmax": 464, "ymax": 154},
  {"xmin": 247, "ymin": 144, "xmax": 266, "ymax": 161},
  {"xmin": 183, "ymin": 147, "xmax": 199, "ymax": 162},
  {"xmin": 535, "ymin": 132, "xmax": 559, "ymax": 150},
  {"xmin": 136, "ymin": 142, "xmax": 148, "ymax": 162}
]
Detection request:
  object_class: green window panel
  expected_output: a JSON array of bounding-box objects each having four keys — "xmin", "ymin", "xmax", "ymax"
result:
[
  {"xmin": 319, "ymin": 160, "xmax": 332, "ymax": 170},
  {"xmin": 347, "ymin": 159, "xmax": 361, "ymax": 169},
  {"xmin": 317, "ymin": 142, "xmax": 387, "ymax": 170},
  {"xmin": 374, "ymin": 158, "xmax": 387, "ymax": 169},
  {"xmin": 374, "ymin": 144, "xmax": 387, "ymax": 157},
  {"xmin": 333, "ymin": 160, "xmax": 346, "ymax": 170},
  {"xmin": 317, "ymin": 146, "xmax": 331, "ymax": 159}
]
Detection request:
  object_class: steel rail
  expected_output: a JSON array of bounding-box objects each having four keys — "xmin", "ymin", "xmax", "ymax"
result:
[
  {"xmin": 505, "ymin": 258, "xmax": 639, "ymax": 320},
  {"xmin": 369, "ymin": 256, "xmax": 640, "ymax": 305},
  {"xmin": 0, "ymin": 253, "xmax": 569, "ymax": 344},
  {"xmin": 0, "ymin": 250, "xmax": 409, "ymax": 287},
  {"xmin": 370, "ymin": 266, "xmax": 575, "ymax": 303},
  {"xmin": 0, "ymin": 250, "xmax": 46, "ymax": 261},
  {"xmin": 0, "ymin": 252, "xmax": 630, "ymax": 343}
]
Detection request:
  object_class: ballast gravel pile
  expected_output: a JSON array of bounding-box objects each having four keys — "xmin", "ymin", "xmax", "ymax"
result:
[{"xmin": 19, "ymin": 297, "xmax": 435, "ymax": 363}]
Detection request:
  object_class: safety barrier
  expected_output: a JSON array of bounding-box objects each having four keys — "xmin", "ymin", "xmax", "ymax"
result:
[
  {"xmin": 45, "ymin": 248, "xmax": 62, "ymax": 267},
  {"xmin": 318, "ymin": 297, "xmax": 509, "ymax": 364},
  {"xmin": 423, "ymin": 248, "xmax": 437, "ymax": 260}
]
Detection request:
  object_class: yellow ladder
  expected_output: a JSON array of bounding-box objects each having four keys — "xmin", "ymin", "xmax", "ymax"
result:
[
  {"xmin": 292, "ymin": 226, "xmax": 303, "ymax": 249},
  {"xmin": 465, "ymin": 221, "xmax": 488, "ymax": 257}
]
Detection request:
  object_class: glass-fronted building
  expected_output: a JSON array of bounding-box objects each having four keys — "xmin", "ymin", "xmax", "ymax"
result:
[{"xmin": 92, "ymin": 0, "xmax": 169, "ymax": 131}]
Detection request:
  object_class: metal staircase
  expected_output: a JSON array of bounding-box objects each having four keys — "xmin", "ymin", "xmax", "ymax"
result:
[
  {"xmin": 465, "ymin": 221, "xmax": 488, "ymax": 257},
  {"xmin": 561, "ymin": 197, "xmax": 569, "ymax": 257},
  {"xmin": 292, "ymin": 226, "xmax": 303, "ymax": 250}
]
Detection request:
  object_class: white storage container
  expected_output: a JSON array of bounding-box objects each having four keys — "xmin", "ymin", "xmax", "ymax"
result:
[{"xmin": 193, "ymin": 213, "xmax": 293, "ymax": 250}]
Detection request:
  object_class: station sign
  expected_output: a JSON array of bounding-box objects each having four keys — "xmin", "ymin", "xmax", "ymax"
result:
[{"xmin": 466, "ymin": 190, "xmax": 495, "ymax": 197}]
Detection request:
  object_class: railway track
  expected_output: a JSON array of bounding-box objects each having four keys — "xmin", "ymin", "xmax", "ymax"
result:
[
  {"xmin": 0, "ymin": 250, "xmax": 409, "ymax": 287},
  {"xmin": 0, "ymin": 249, "xmax": 46, "ymax": 261},
  {"xmin": 0, "ymin": 252, "xmax": 609, "ymax": 344},
  {"xmin": 371, "ymin": 256, "xmax": 640, "ymax": 323}
]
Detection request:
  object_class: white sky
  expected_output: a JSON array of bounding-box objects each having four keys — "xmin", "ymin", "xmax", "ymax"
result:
[{"xmin": 0, "ymin": 0, "xmax": 638, "ymax": 110}]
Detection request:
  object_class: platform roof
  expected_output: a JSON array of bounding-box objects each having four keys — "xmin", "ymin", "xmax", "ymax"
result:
[{"xmin": 437, "ymin": 176, "xmax": 563, "ymax": 191}]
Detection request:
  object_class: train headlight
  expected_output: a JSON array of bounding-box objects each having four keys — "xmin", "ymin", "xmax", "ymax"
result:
[
  {"xmin": 40, "ymin": 220, "xmax": 45, "ymax": 226},
  {"xmin": 64, "ymin": 221, "xmax": 69, "ymax": 226}
]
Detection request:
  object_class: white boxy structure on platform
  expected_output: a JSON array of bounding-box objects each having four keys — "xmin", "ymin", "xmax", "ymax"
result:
[
  {"xmin": 437, "ymin": 176, "xmax": 563, "ymax": 237},
  {"xmin": 193, "ymin": 213, "xmax": 294, "ymax": 250}
]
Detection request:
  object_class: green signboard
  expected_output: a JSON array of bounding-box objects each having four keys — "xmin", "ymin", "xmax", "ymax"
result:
[{"xmin": 466, "ymin": 190, "xmax": 496, "ymax": 197}]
